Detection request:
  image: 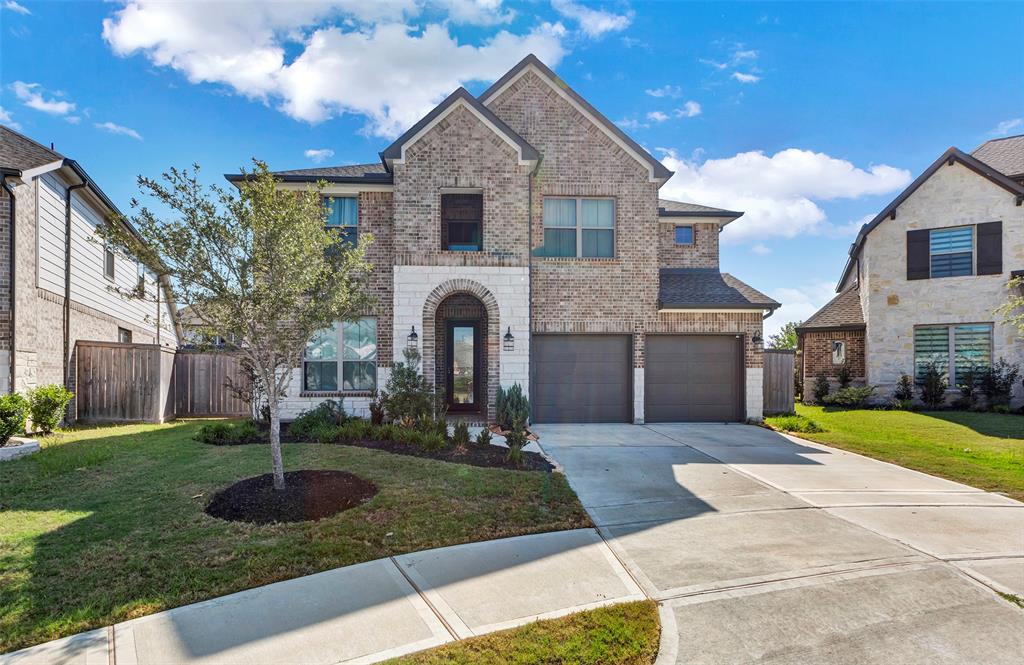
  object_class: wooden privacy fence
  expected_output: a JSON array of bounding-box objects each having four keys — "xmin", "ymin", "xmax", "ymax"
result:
[
  {"xmin": 174, "ymin": 351, "xmax": 251, "ymax": 417},
  {"xmin": 75, "ymin": 341, "xmax": 251, "ymax": 423},
  {"xmin": 763, "ymin": 349, "xmax": 796, "ymax": 415}
]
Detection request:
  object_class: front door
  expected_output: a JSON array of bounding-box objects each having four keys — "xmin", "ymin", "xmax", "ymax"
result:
[{"xmin": 446, "ymin": 321, "xmax": 480, "ymax": 411}]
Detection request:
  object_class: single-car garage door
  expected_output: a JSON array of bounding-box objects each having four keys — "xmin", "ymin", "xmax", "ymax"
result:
[
  {"xmin": 644, "ymin": 335, "xmax": 743, "ymax": 422},
  {"xmin": 531, "ymin": 335, "xmax": 631, "ymax": 423}
]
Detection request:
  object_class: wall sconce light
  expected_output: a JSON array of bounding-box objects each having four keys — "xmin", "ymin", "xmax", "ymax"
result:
[
  {"xmin": 407, "ymin": 326, "xmax": 419, "ymax": 349},
  {"xmin": 503, "ymin": 326, "xmax": 515, "ymax": 352},
  {"xmin": 751, "ymin": 332, "xmax": 763, "ymax": 348}
]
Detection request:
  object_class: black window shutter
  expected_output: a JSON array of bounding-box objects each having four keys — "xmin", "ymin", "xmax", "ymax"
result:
[
  {"xmin": 907, "ymin": 229, "xmax": 930, "ymax": 280},
  {"xmin": 976, "ymin": 221, "xmax": 1002, "ymax": 275}
]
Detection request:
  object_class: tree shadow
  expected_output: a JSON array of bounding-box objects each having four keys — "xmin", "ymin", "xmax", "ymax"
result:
[{"xmin": 918, "ymin": 410, "xmax": 1024, "ymax": 439}]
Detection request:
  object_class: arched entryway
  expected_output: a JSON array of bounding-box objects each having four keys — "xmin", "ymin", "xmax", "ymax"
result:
[{"xmin": 422, "ymin": 280, "xmax": 500, "ymax": 423}]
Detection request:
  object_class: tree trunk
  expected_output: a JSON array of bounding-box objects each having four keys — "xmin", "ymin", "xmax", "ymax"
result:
[{"xmin": 269, "ymin": 400, "xmax": 286, "ymax": 490}]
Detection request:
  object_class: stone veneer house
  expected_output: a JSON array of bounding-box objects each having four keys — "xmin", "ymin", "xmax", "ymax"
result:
[
  {"xmin": 228, "ymin": 55, "xmax": 779, "ymax": 424},
  {"xmin": 0, "ymin": 126, "xmax": 179, "ymax": 396},
  {"xmin": 798, "ymin": 135, "xmax": 1024, "ymax": 405}
]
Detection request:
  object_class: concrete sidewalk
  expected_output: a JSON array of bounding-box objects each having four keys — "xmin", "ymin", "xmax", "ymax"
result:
[{"xmin": 2, "ymin": 529, "xmax": 644, "ymax": 665}]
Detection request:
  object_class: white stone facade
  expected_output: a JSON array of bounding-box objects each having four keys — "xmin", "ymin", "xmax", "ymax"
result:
[
  {"xmin": 632, "ymin": 367, "xmax": 645, "ymax": 424},
  {"xmin": 745, "ymin": 367, "xmax": 764, "ymax": 421},
  {"xmin": 858, "ymin": 161, "xmax": 1024, "ymax": 404}
]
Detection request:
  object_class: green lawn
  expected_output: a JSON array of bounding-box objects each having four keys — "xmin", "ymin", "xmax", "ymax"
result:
[
  {"xmin": 0, "ymin": 421, "xmax": 591, "ymax": 653},
  {"xmin": 386, "ymin": 601, "xmax": 661, "ymax": 665},
  {"xmin": 770, "ymin": 406, "xmax": 1024, "ymax": 500}
]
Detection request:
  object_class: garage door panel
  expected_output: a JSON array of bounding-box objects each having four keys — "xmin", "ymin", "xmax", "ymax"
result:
[
  {"xmin": 531, "ymin": 335, "xmax": 631, "ymax": 423},
  {"xmin": 645, "ymin": 335, "xmax": 742, "ymax": 423}
]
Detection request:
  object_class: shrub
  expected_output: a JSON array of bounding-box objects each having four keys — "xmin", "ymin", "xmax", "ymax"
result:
[
  {"xmin": 452, "ymin": 421, "xmax": 470, "ymax": 450},
  {"xmin": 475, "ymin": 428, "xmax": 493, "ymax": 447},
  {"xmin": 368, "ymin": 390, "xmax": 386, "ymax": 425},
  {"xmin": 419, "ymin": 431, "xmax": 447, "ymax": 451},
  {"xmin": 821, "ymin": 385, "xmax": 876, "ymax": 408},
  {"xmin": 383, "ymin": 347, "xmax": 435, "ymax": 426},
  {"xmin": 836, "ymin": 364, "xmax": 852, "ymax": 389},
  {"xmin": 893, "ymin": 374, "xmax": 915, "ymax": 402},
  {"xmin": 767, "ymin": 414, "xmax": 824, "ymax": 434},
  {"xmin": 980, "ymin": 358, "xmax": 1021, "ymax": 408},
  {"xmin": 811, "ymin": 373, "xmax": 830, "ymax": 404},
  {"xmin": 0, "ymin": 393, "xmax": 29, "ymax": 445},
  {"xmin": 288, "ymin": 399, "xmax": 346, "ymax": 440},
  {"xmin": 26, "ymin": 384, "xmax": 74, "ymax": 434},
  {"xmin": 496, "ymin": 383, "xmax": 530, "ymax": 431},
  {"xmin": 505, "ymin": 413, "xmax": 528, "ymax": 466},
  {"xmin": 195, "ymin": 420, "xmax": 262, "ymax": 445},
  {"xmin": 954, "ymin": 364, "xmax": 981, "ymax": 410},
  {"xmin": 919, "ymin": 362, "xmax": 948, "ymax": 409}
]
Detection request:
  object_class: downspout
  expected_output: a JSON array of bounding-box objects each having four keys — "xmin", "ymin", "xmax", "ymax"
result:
[
  {"xmin": 64, "ymin": 176, "xmax": 88, "ymax": 388},
  {"xmin": 1, "ymin": 170, "xmax": 20, "ymax": 394}
]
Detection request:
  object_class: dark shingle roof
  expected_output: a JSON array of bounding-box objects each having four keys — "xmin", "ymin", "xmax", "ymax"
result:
[
  {"xmin": 225, "ymin": 162, "xmax": 393, "ymax": 184},
  {"xmin": 658, "ymin": 268, "xmax": 779, "ymax": 310},
  {"xmin": 796, "ymin": 285, "xmax": 864, "ymax": 332},
  {"xmin": 658, "ymin": 198, "xmax": 743, "ymax": 220},
  {"xmin": 972, "ymin": 134, "xmax": 1024, "ymax": 178},
  {"xmin": 0, "ymin": 125, "xmax": 63, "ymax": 172}
]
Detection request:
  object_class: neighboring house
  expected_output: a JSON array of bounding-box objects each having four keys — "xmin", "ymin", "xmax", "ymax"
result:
[
  {"xmin": 227, "ymin": 55, "xmax": 779, "ymax": 424},
  {"xmin": 798, "ymin": 135, "xmax": 1024, "ymax": 405},
  {"xmin": 0, "ymin": 126, "xmax": 180, "ymax": 399}
]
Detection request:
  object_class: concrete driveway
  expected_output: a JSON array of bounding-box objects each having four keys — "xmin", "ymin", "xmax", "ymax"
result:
[{"xmin": 535, "ymin": 422, "xmax": 1024, "ymax": 665}]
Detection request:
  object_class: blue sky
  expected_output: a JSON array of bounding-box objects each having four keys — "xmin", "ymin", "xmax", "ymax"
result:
[{"xmin": 2, "ymin": 1, "xmax": 1022, "ymax": 334}]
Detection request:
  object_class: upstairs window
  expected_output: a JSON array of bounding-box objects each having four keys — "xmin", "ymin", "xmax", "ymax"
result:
[
  {"xmin": 674, "ymin": 226, "xmax": 694, "ymax": 245},
  {"xmin": 441, "ymin": 193, "xmax": 482, "ymax": 251},
  {"xmin": 136, "ymin": 262, "xmax": 146, "ymax": 297},
  {"xmin": 540, "ymin": 197, "xmax": 614, "ymax": 258},
  {"xmin": 929, "ymin": 226, "xmax": 973, "ymax": 278},
  {"xmin": 324, "ymin": 196, "xmax": 358, "ymax": 246},
  {"xmin": 103, "ymin": 245, "xmax": 115, "ymax": 281}
]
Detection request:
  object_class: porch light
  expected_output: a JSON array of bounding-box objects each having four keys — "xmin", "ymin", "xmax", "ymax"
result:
[
  {"xmin": 503, "ymin": 327, "xmax": 515, "ymax": 352},
  {"xmin": 751, "ymin": 332, "xmax": 763, "ymax": 348},
  {"xmin": 407, "ymin": 326, "xmax": 419, "ymax": 348}
]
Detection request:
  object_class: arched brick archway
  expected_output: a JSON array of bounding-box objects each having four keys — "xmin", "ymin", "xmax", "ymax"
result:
[{"xmin": 422, "ymin": 279, "xmax": 501, "ymax": 422}]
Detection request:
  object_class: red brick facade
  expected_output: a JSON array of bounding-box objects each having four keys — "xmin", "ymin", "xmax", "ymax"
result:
[{"xmin": 798, "ymin": 328, "xmax": 867, "ymax": 397}]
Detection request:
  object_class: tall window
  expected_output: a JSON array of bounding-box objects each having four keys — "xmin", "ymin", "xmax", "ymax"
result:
[
  {"xmin": 441, "ymin": 193, "xmax": 482, "ymax": 251},
  {"xmin": 324, "ymin": 197, "xmax": 358, "ymax": 246},
  {"xmin": 930, "ymin": 227, "xmax": 973, "ymax": 278},
  {"xmin": 914, "ymin": 323, "xmax": 992, "ymax": 385},
  {"xmin": 540, "ymin": 197, "xmax": 615, "ymax": 258},
  {"xmin": 103, "ymin": 245, "xmax": 115, "ymax": 281},
  {"xmin": 136, "ymin": 262, "xmax": 146, "ymax": 297},
  {"xmin": 303, "ymin": 317, "xmax": 377, "ymax": 392}
]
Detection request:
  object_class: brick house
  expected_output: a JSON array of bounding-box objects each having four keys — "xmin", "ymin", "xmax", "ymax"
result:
[
  {"xmin": 227, "ymin": 55, "xmax": 779, "ymax": 424},
  {"xmin": 798, "ymin": 135, "xmax": 1024, "ymax": 405},
  {"xmin": 0, "ymin": 126, "xmax": 180, "ymax": 398}
]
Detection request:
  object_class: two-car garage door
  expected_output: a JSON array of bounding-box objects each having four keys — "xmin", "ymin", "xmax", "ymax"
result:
[{"xmin": 530, "ymin": 334, "xmax": 743, "ymax": 423}]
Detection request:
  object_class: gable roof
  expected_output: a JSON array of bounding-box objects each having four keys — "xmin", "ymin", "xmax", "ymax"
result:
[
  {"xmin": 479, "ymin": 54, "xmax": 674, "ymax": 184},
  {"xmin": 796, "ymin": 285, "xmax": 864, "ymax": 333},
  {"xmin": 837, "ymin": 146, "xmax": 1024, "ymax": 290},
  {"xmin": 658, "ymin": 198, "xmax": 743, "ymax": 223},
  {"xmin": 972, "ymin": 134, "xmax": 1024, "ymax": 179},
  {"xmin": 0, "ymin": 125, "xmax": 63, "ymax": 173},
  {"xmin": 380, "ymin": 87, "xmax": 539, "ymax": 169},
  {"xmin": 658, "ymin": 268, "xmax": 779, "ymax": 311},
  {"xmin": 225, "ymin": 162, "xmax": 393, "ymax": 184}
]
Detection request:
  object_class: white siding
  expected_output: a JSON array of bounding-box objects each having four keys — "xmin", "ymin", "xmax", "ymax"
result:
[{"xmin": 36, "ymin": 171, "xmax": 177, "ymax": 345}]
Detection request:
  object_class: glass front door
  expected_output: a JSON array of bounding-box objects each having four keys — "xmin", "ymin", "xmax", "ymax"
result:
[{"xmin": 447, "ymin": 321, "xmax": 479, "ymax": 410}]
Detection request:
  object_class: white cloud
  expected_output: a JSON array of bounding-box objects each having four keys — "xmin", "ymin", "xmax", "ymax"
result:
[
  {"xmin": 304, "ymin": 148, "xmax": 335, "ymax": 163},
  {"xmin": 65, "ymin": 116, "xmax": 81, "ymax": 125},
  {"xmin": 645, "ymin": 84, "xmax": 681, "ymax": 98},
  {"xmin": 732, "ymin": 49, "xmax": 758, "ymax": 62},
  {"xmin": 657, "ymin": 147, "xmax": 912, "ymax": 244},
  {"xmin": 432, "ymin": 0, "xmax": 514, "ymax": 25},
  {"xmin": 551, "ymin": 0, "xmax": 631, "ymax": 38},
  {"xmin": 823, "ymin": 212, "xmax": 874, "ymax": 239},
  {"xmin": 616, "ymin": 117, "xmax": 645, "ymax": 130},
  {"xmin": 675, "ymin": 101, "xmax": 701, "ymax": 118},
  {"xmin": 646, "ymin": 110, "xmax": 669, "ymax": 123},
  {"xmin": 3, "ymin": 0, "xmax": 30, "ymax": 15},
  {"xmin": 10, "ymin": 81, "xmax": 75, "ymax": 115},
  {"xmin": 699, "ymin": 58, "xmax": 727, "ymax": 70},
  {"xmin": 765, "ymin": 280, "xmax": 837, "ymax": 336},
  {"xmin": 95, "ymin": 121, "xmax": 142, "ymax": 140},
  {"xmin": 750, "ymin": 243, "xmax": 772, "ymax": 255},
  {"xmin": 102, "ymin": 1, "xmax": 566, "ymax": 137},
  {"xmin": 991, "ymin": 118, "xmax": 1022, "ymax": 136},
  {"xmin": 0, "ymin": 105, "xmax": 21, "ymax": 130},
  {"xmin": 731, "ymin": 72, "xmax": 760, "ymax": 84}
]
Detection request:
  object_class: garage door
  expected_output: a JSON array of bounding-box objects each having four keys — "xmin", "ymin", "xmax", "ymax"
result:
[
  {"xmin": 531, "ymin": 335, "xmax": 631, "ymax": 423},
  {"xmin": 644, "ymin": 335, "xmax": 742, "ymax": 422}
]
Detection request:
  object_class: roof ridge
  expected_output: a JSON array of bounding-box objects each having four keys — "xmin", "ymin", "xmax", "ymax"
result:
[{"xmin": 0, "ymin": 124, "xmax": 64, "ymax": 162}]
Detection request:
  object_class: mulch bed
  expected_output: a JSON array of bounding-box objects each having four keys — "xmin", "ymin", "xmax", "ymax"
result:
[
  {"xmin": 205, "ymin": 470, "xmax": 378, "ymax": 524},
  {"xmin": 338, "ymin": 438, "xmax": 553, "ymax": 472}
]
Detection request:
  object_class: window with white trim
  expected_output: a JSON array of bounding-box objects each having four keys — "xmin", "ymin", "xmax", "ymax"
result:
[
  {"xmin": 103, "ymin": 245, "xmax": 115, "ymax": 281},
  {"xmin": 913, "ymin": 323, "xmax": 992, "ymax": 385},
  {"xmin": 929, "ymin": 226, "xmax": 973, "ymax": 278},
  {"xmin": 324, "ymin": 196, "xmax": 358, "ymax": 246},
  {"xmin": 303, "ymin": 317, "xmax": 377, "ymax": 392},
  {"xmin": 540, "ymin": 197, "xmax": 614, "ymax": 258}
]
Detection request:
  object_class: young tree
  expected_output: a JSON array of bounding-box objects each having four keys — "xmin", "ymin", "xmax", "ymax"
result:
[
  {"xmin": 767, "ymin": 321, "xmax": 800, "ymax": 350},
  {"xmin": 996, "ymin": 276, "xmax": 1024, "ymax": 340},
  {"xmin": 99, "ymin": 161, "xmax": 373, "ymax": 490}
]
